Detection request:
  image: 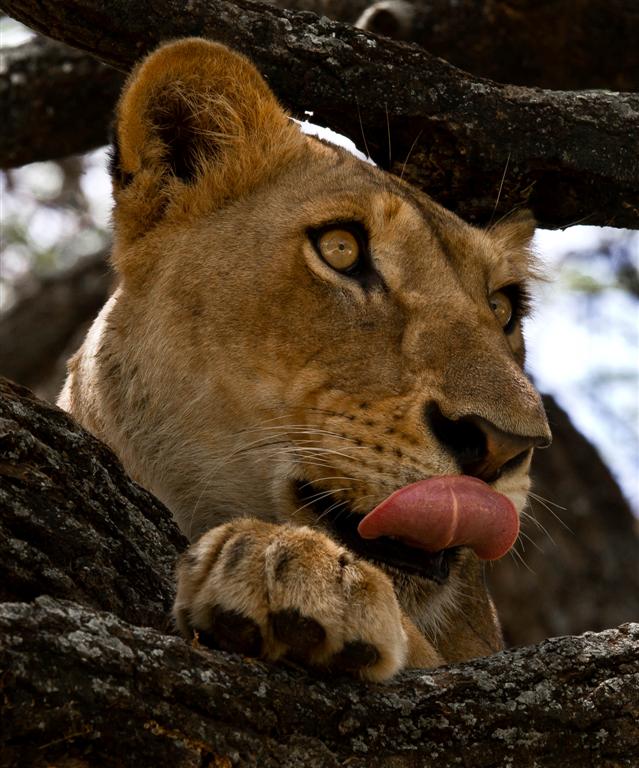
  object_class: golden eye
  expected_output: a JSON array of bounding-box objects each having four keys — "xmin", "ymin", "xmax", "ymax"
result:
[
  {"xmin": 317, "ymin": 229, "xmax": 360, "ymax": 272},
  {"xmin": 489, "ymin": 290, "xmax": 513, "ymax": 328}
]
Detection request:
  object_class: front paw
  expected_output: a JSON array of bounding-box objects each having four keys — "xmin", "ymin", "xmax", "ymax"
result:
[{"xmin": 174, "ymin": 518, "xmax": 439, "ymax": 681}]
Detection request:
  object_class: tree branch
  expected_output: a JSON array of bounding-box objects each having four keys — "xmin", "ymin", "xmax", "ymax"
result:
[
  {"xmin": 0, "ymin": 377, "xmax": 187, "ymax": 630},
  {"xmin": 0, "ymin": 250, "xmax": 112, "ymax": 391},
  {"xmin": 0, "ymin": 37, "xmax": 124, "ymax": 167},
  {"xmin": 2, "ymin": 0, "xmax": 638, "ymax": 227},
  {"xmin": 1, "ymin": 597, "xmax": 637, "ymax": 767},
  {"xmin": 277, "ymin": 0, "xmax": 639, "ymax": 90}
]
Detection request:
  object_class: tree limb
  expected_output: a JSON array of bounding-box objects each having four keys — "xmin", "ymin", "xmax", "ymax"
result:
[
  {"xmin": 1, "ymin": 0, "xmax": 638, "ymax": 227},
  {"xmin": 276, "ymin": 0, "xmax": 639, "ymax": 91},
  {"xmin": 0, "ymin": 597, "xmax": 637, "ymax": 767},
  {"xmin": 0, "ymin": 37, "xmax": 124, "ymax": 167},
  {"xmin": 0, "ymin": 377, "xmax": 187, "ymax": 630},
  {"xmin": 0, "ymin": 250, "xmax": 112, "ymax": 391}
]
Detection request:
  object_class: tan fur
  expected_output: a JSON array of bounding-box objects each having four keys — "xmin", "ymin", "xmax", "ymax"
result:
[{"xmin": 59, "ymin": 39, "xmax": 550, "ymax": 681}]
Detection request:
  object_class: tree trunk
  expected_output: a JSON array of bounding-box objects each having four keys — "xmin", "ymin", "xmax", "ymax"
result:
[
  {"xmin": 2, "ymin": 1, "xmax": 638, "ymax": 228},
  {"xmin": 1, "ymin": 377, "xmax": 638, "ymax": 765},
  {"xmin": 0, "ymin": 377, "xmax": 187, "ymax": 630}
]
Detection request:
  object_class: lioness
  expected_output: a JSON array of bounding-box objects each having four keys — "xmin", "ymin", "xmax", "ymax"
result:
[{"xmin": 59, "ymin": 38, "xmax": 551, "ymax": 681}]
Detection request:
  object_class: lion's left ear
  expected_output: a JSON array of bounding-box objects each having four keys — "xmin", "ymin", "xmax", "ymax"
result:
[
  {"xmin": 489, "ymin": 210, "xmax": 536, "ymax": 252},
  {"xmin": 110, "ymin": 38, "xmax": 303, "ymax": 248}
]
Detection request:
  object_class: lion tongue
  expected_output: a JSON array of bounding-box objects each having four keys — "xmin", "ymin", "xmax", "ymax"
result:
[{"xmin": 357, "ymin": 476, "xmax": 519, "ymax": 561}]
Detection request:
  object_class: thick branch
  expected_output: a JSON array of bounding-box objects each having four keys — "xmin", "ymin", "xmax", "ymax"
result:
[
  {"xmin": 0, "ymin": 377, "xmax": 187, "ymax": 629},
  {"xmin": 0, "ymin": 250, "xmax": 112, "ymax": 390},
  {"xmin": 2, "ymin": 1, "xmax": 638, "ymax": 227},
  {"xmin": 0, "ymin": 37, "xmax": 124, "ymax": 167},
  {"xmin": 1, "ymin": 597, "xmax": 637, "ymax": 767},
  {"xmin": 276, "ymin": 0, "xmax": 639, "ymax": 91}
]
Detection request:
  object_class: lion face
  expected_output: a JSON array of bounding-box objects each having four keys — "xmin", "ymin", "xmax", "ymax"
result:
[{"xmin": 63, "ymin": 40, "xmax": 550, "ymax": 634}]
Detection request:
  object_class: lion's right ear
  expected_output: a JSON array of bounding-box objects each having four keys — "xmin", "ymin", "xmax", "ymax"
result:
[{"xmin": 110, "ymin": 38, "xmax": 303, "ymax": 247}]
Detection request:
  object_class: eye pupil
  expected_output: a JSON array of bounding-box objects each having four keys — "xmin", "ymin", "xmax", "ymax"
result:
[
  {"xmin": 317, "ymin": 228, "xmax": 360, "ymax": 272},
  {"xmin": 489, "ymin": 290, "xmax": 513, "ymax": 329}
]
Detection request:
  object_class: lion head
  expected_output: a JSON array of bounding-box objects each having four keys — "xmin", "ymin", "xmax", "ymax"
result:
[{"xmin": 61, "ymin": 39, "xmax": 550, "ymax": 653}]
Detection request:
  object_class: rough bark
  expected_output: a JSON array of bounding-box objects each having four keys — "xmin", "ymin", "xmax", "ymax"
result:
[
  {"xmin": 0, "ymin": 377, "xmax": 187, "ymax": 630},
  {"xmin": 0, "ymin": 250, "xmax": 112, "ymax": 393},
  {"xmin": 1, "ymin": 378, "xmax": 639, "ymax": 765},
  {"xmin": 275, "ymin": 0, "xmax": 639, "ymax": 91},
  {"xmin": 491, "ymin": 395, "xmax": 639, "ymax": 646},
  {"xmin": 1, "ymin": 597, "xmax": 638, "ymax": 768},
  {"xmin": 2, "ymin": 1, "xmax": 638, "ymax": 228},
  {"xmin": 0, "ymin": 37, "xmax": 124, "ymax": 167}
]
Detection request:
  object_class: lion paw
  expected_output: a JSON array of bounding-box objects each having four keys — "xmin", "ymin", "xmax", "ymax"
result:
[{"xmin": 174, "ymin": 518, "xmax": 438, "ymax": 680}]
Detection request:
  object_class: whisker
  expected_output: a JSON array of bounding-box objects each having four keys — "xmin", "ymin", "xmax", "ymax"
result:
[
  {"xmin": 400, "ymin": 129, "xmax": 423, "ymax": 180},
  {"xmin": 233, "ymin": 413, "xmax": 297, "ymax": 431},
  {"xmin": 518, "ymin": 529, "xmax": 545, "ymax": 554},
  {"xmin": 520, "ymin": 508, "xmax": 556, "ymax": 545},
  {"xmin": 510, "ymin": 541, "xmax": 535, "ymax": 574},
  {"xmin": 561, "ymin": 211, "xmax": 595, "ymax": 228},
  {"xmin": 290, "ymin": 487, "xmax": 349, "ymax": 518},
  {"xmin": 487, "ymin": 203, "xmax": 526, "ymax": 231},
  {"xmin": 356, "ymin": 97, "xmax": 371, "ymax": 160},
  {"xmin": 235, "ymin": 423, "xmax": 358, "ymax": 441},
  {"xmin": 314, "ymin": 498, "xmax": 349, "ymax": 525},
  {"xmin": 528, "ymin": 491, "xmax": 567, "ymax": 511},
  {"xmin": 213, "ymin": 433, "xmax": 363, "ymax": 468},
  {"xmin": 488, "ymin": 151, "xmax": 510, "ymax": 228},
  {"xmin": 528, "ymin": 493, "xmax": 572, "ymax": 533},
  {"xmin": 385, "ymin": 101, "xmax": 392, "ymax": 167},
  {"xmin": 299, "ymin": 475, "xmax": 364, "ymax": 489}
]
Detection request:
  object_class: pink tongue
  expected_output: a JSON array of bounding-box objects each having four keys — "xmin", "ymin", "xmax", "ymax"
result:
[{"xmin": 357, "ymin": 476, "xmax": 519, "ymax": 561}]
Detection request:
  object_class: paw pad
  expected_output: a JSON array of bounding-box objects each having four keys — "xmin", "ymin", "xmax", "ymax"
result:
[
  {"xmin": 332, "ymin": 640, "xmax": 380, "ymax": 673},
  {"xmin": 197, "ymin": 605, "xmax": 262, "ymax": 657},
  {"xmin": 271, "ymin": 608, "xmax": 326, "ymax": 654}
]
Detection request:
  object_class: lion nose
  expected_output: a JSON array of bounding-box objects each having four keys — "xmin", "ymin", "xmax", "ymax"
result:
[{"xmin": 425, "ymin": 403, "xmax": 551, "ymax": 483}]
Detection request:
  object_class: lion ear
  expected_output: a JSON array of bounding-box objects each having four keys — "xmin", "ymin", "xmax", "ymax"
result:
[
  {"xmin": 490, "ymin": 210, "xmax": 536, "ymax": 252},
  {"xmin": 110, "ymin": 38, "xmax": 302, "ymax": 245}
]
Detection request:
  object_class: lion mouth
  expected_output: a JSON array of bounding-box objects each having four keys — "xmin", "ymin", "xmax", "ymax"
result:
[{"xmin": 293, "ymin": 480, "xmax": 457, "ymax": 584}]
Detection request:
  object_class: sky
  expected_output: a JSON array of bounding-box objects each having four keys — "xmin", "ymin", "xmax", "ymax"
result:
[{"xmin": 527, "ymin": 227, "xmax": 639, "ymax": 512}]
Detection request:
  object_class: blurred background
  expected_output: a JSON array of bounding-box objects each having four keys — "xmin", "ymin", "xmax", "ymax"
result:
[{"xmin": 1, "ymin": 12, "xmax": 638, "ymax": 645}]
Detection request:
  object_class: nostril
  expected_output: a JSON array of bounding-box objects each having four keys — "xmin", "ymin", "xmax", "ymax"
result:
[
  {"xmin": 425, "ymin": 402, "xmax": 486, "ymax": 468},
  {"xmin": 501, "ymin": 448, "xmax": 531, "ymax": 475},
  {"xmin": 425, "ymin": 403, "xmax": 540, "ymax": 482}
]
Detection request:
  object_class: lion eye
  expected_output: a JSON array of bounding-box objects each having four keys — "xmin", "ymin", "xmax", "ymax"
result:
[
  {"xmin": 489, "ymin": 290, "xmax": 513, "ymax": 328},
  {"xmin": 317, "ymin": 229, "xmax": 360, "ymax": 272}
]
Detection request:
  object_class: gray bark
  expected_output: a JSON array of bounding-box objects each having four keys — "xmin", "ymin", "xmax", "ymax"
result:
[
  {"xmin": 0, "ymin": 377, "xmax": 187, "ymax": 629},
  {"xmin": 1, "ymin": 598, "xmax": 637, "ymax": 767}
]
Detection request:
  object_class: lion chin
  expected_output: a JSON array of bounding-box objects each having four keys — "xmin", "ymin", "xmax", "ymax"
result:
[{"xmin": 58, "ymin": 38, "xmax": 551, "ymax": 680}]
